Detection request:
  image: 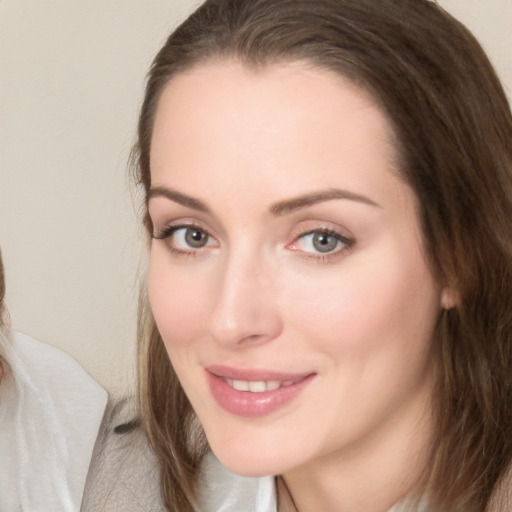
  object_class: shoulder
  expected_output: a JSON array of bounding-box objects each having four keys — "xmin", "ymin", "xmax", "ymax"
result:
[
  {"xmin": 8, "ymin": 330, "xmax": 107, "ymax": 438},
  {"xmin": 10, "ymin": 331, "xmax": 106, "ymax": 396},
  {"xmin": 198, "ymin": 451, "xmax": 276, "ymax": 512},
  {"xmin": 0, "ymin": 331, "xmax": 107, "ymax": 512},
  {"xmin": 82, "ymin": 398, "xmax": 165, "ymax": 512}
]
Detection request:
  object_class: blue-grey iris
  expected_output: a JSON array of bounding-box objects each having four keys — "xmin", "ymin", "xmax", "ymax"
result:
[
  {"xmin": 185, "ymin": 228, "xmax": 208, "ymax": 248},
  {"xmin": 313, "ymin": 232, "xmax": 338, "ymax": 253}
]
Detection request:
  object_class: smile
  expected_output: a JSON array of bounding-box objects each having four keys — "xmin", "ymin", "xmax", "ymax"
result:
[
  {"xmin": 225, "ymin": 378, "xmax": 305, "ymax": 393},
  {"xmin": 206, "ymin": 366, "xmax": 315, "ymax": 418}
]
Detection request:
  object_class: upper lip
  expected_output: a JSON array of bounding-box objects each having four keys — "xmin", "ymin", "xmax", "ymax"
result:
[{"xmin": 206, "ymin": 364, "xmax": 314, "ymax": 382}]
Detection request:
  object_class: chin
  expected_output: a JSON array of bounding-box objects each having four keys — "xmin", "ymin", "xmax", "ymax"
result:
[
  {"xmin": 197, "ymin": 405, "xmax": 311, "ymax": 477},
  {"xmin": 215, "ymin": 455, "xmax": 281, "ymax": 477},
  {"xmin": 207, "ymin": 435, "xmax": 301, "ymax": 477}
]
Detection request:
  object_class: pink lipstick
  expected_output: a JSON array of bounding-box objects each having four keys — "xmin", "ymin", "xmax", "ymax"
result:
[{"xmin": 206, "ymin": 365, "xmax": 315, "ymax": 418}]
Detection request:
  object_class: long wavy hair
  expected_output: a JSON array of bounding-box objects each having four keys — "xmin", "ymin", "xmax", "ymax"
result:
[{"xmin": 132, "ymin": 1, "xmax": 512, "ymax": 510}]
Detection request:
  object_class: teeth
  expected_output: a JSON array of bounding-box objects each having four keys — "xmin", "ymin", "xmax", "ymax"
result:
[
  {"xmin": 266, "ymin": 380, "xmax": 280, "ymax": 391},
  {"xmin": 248, "ymin": 381, "xmax": 266, "ymax": 392},
  {"xmin": 232, "ymin": 380, "xmax": 250, "ymax": 391},
  {"xmin": 227, "ymin": 379, "xmax": 296, "ymax": 392}
]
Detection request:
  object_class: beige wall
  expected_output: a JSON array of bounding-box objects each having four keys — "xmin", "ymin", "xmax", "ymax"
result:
[
  {"xmin": 1, "ymin": 0, "xmax": 511, "ymax": 397},
  {"xmin": 0, "ymin": 0, "xmax": 199, "ymax": 396}
]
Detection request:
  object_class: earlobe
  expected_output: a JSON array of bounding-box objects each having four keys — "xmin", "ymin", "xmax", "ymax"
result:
[{"xmin": 441, "ymin": 287, "xmax": 458, "ymax": 310}]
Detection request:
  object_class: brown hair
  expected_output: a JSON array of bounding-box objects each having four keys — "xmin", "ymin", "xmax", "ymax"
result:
[{"xmin": 133, "ymin": 1, "xmax": 512, "ymax": 510}]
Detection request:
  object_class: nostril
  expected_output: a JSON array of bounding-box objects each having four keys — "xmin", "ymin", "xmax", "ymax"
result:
[{"xmin": 239, "ymin": 333, "xmax": 269, "ymax": 345}]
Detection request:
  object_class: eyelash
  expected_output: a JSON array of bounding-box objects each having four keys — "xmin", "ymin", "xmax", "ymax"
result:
[
  {"xmin": 152, "ymin": 224, "xmax": 216, "ymax": 258},
  {"xmin": 152, "ymin": 223, "xmax": 354, "ymax": 262},
  {"xmin": 289, "ymin": 228, "xmax": 354, "ymax": 263}
]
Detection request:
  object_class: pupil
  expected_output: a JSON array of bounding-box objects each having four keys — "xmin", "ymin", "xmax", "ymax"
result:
[
  {"xmin": 185, "ymin": 228, "xmax": 207, "ymax": 248},
  {"xmin": 313, "ymin": 233, "xmax": 337, "ymax": 253}
]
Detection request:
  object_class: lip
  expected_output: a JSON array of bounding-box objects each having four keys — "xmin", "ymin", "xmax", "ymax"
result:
[{"xmin": 206, "ymin": 365, "xmax": 316, "ymax": 418}]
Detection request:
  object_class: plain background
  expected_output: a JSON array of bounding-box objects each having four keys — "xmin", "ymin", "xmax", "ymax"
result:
[{"xmin": 1, "ymin": 0, "xmax": 511, "ymax": 397}]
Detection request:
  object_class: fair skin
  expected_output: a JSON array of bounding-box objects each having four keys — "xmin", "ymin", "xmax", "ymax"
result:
[{"xmin": 148, "ymin": 60, "xmax": 450, "ymax": 512}]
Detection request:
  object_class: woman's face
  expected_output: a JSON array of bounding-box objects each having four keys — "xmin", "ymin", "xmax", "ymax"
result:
[{"xmin": 148, "ymin": 61, "xmax": 447, "ymax": 477}]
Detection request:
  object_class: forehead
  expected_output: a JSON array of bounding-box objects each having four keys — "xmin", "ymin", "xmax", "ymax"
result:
[
  {"xmin": 152, "ymin": 60, "xmax": 387, "ymax": 141},
  {"xmin": 150, "ymin": 60, "xmax": 403, "ymax": 205}
]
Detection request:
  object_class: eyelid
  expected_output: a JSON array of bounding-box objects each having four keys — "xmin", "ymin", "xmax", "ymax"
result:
[
  {"xmin": 152, "ymin": 217, "xmax": 214, "ymax": 239},
  {"xmin": 287, "ymin": 220, "xmax": 354, "ymax": 244}
]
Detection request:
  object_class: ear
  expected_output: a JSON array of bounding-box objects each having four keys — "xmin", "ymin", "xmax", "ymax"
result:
[{"xmin": 441, "ymin": 286, "xmax": 458, "ymax": 310}]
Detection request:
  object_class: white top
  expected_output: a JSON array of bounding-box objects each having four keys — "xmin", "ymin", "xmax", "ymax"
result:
[
  {"xmin": 198, "ymin": 452, "xmax": 432, "ymax": 512},
  {"xmin": 199, "ymin": 451, "xmax": 276, "ymax": 512},
  {"xmin": 0, "ymin": 331, "xmax": 107, "ymax": 512}
]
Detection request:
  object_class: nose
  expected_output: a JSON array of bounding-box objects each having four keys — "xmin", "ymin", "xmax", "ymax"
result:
[{"xmin": 206, "ymin": 249, "xmax": 283, "ymax": 347}]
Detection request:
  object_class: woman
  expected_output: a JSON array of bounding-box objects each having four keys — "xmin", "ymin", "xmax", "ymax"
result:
[
  {"xmin": 133, "ymin": 0, "xmax": 512, "ymax": 510},
  {"xmin": 0, "ymin": 249, "xmax": 108, "ymax": 511}
]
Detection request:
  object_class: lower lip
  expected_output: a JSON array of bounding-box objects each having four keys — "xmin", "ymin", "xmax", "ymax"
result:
[{"xmin": 207, "ymin": 372, "xmax": 315, "ymax": 418}]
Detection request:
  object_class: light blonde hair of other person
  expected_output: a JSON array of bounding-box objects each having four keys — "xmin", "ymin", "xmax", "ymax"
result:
[{"xmin": 0, "ymin": 250, "xmax": 11, "ymax": 383}]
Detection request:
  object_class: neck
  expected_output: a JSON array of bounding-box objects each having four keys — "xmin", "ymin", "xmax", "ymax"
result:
[{"xmin": 277, "ymin": 476, "xmax": 298, "ymax": 512}]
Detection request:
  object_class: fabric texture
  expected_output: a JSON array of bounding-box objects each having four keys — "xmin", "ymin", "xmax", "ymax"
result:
[
  {"xmin": 198, "ymin": 451, "xmax": 276, "ymax": 512},
  {"xmin": 0, "ymin": 331, "xmax": 107, "ymax": 512},
  {"xmin": 81, "ymin": 398, "xmax": 164, "ymax": 512}
]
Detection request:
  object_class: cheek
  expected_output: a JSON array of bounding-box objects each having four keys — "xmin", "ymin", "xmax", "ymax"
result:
[
  {"xmin": 281, "ymin": 250, "xmax": 440, "ymax": 445},
  {"xmin": 147, "ymin": 249, "xmax": 209, "ymax": 350},
  {"xmin": 286, "ymin": 248, "xmax": 440, "ymax": 360}
]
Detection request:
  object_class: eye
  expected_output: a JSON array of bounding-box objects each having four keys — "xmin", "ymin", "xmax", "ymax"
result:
[
  {"xmin": 153, "ymin": 224, "xmax": 217, "ymax": 254},
  {"xmin": 289, "ymin": 229, "xmax": 353, "ymax": 257},
  {"xmin": 175, "ymin": 226, "xmax": 211, "ymax": 249},
  {"xmin": 304, "ymin": 231, "xmax": 340, "ymax": 253}
]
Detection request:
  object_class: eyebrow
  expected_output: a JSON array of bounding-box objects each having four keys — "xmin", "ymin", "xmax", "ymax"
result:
[
  {"xmin": 270, "ymin": 188, "xmax": 380, "ymax": 216},
  {"xmin": 148, "ymin": 186, "xmax": 211, "ymax": 213},
  {"xmin": 148, "ymin": 186, "xmax": 380, "ymax": 216}
]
